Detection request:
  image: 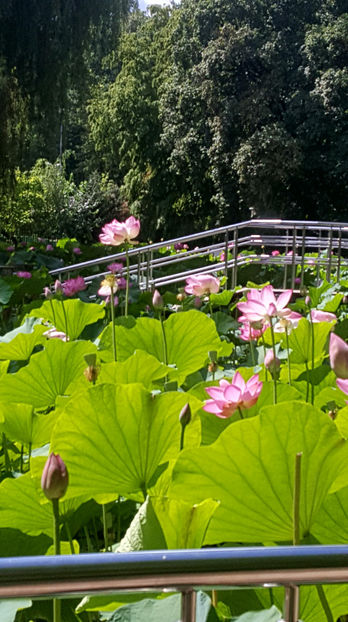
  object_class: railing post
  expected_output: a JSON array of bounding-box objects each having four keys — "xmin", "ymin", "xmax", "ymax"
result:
[
  {"xmin": 181, "ymin": 589, "xmax": 196, "ymax": 622},
  {"xmin": 291, "ymin": 227, "xmax": 297, "ymax": 289},
  {"xmin": 224, "ymin": 232, "xmax": 229, "ymax": 289},
  {"xmin": 283, "ymin": 584, "xmax": 299, "ymax": 622},
  {"xmin": 326, "ymin": 228, "xmax": 333, "ymax": 282},
  {"xmin": 283, "ymin": 229, "xmax": 289, "ymax": 289},
  {"xmin": 300, "ymin": 228, "xmax": 306, "ymax": 290},
  {"xmin": 337, "ymin": 228, "xmax": 342, "ymax": 282},
  {"xmin": 232, "ymin": 228, "xmax": 238, "ymax": 289}
]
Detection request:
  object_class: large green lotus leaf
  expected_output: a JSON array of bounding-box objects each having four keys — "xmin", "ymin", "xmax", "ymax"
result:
[
  {"xmin": 151, "ymin": 497, "xmax": 219, "ymax": 549},
  {"xmin": 0, "ymin": 529, "xmax": 51, "ymax": 557},
  {"xmin": 0, "ymin": 599, "xmax": 32, "ymax": 622},
  {"xmin": 0, "ymin": 277, "xmax": 13, "ymax": 304},
  {"xmin": 258, "ymin": 584, "xmax": 348, "ymax": 622},
  {"xmin": 0, "ymin": 474, "xmax": 53, "ymax": 536},
  {"xmin": 104, "ymin": 592, "xmax": 215, "ymax": 622},
  {"xmin": 170, "ymin": 401, "xmax": 348, "ymax": 544},
  {"xmin": 0, "ymin": 318, "xmax": 46, "ymax": 361},
  {"xmin": 100, "ymin": 310, "xmax": 231, "ymax": 384},
  {"xmin": 0, "ymin": 339, "xmax": 97, "ymax": 408},
  {"xmin": 76, "ymin": 593, "xmax": 171, "ymax": 614},
  {"xmin": 335, "ymin": 405, "xmax": 348, "ymax": 438},
  {"xmin": 286, "ymin": 318, "xmax": 334, "ymax": 364},
  {"xmin": 311, "ymin": 485, "xmax": 348, "ymax": 543},
  {"xmin": 51, "ymin": 384, "xmax": 202, "ymax": 500},
  {"xmin": 99, "ymin": 351, "xmax": 170, "ymax": 388},
  {"xmin": 0, "ymin": 403, "xmax": 56, "ymax": 447},
  {"xmin": 117, "ymin": 496, "xmax": 166, "ymax": 553},
  {"xmin": 30, "ymin": 298, "xmax": 105, "ymax": 340},
  {"xmin": 0, "ymin": 469, "xmax": 92, "ymax": 537},
  {"xmin": 231, "ymin": 608, "xmax": 283, "ymax": 622}
]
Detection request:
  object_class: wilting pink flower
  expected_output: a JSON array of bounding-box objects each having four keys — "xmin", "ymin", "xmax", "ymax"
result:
[
  {"xmin": 337, "ymin": 378, "xmax": 348, "ymax": 403},
  {"xmin": 185, "ymin": 274, "xmax": 220, "ymax": 296},
  {"xmin": 54, "ymin": 280, "xmax": 63, "ymax": 294},
  {"xmin": 310, "ymin": 309, "xmax": 337, "ymax": 323},
  {"xmin": 98, "ymin": 275, "xmax": 118, "ymax": 298},
  {"xmin": 203, "ymin": 372, "xmax": 263, "ymax": 418},
  {"xmin": 72, "ymin": 247, "xmax": 82, "ymax": 255},
  {"xmin": 273, "ymin": 315, "xmax": 301, "ymax": 333},
  {"xmin": 237, "ymin": 285, "xmax": 295, "ymax": 325},
  {"xmin": 46, "ymin": 244, "xmax": 54, "ymax": 251},
  {"xmin": 99, "ymin": 216, "xmax": 140, "ymax": 246},
  {"xmin": 330, "ymin": 333, "xmax": 348, "ymax": 379},
  {"xmin": 43, "ymin": 328, "xmax": 68, "ymax": 342},
  {"xmin": 6, "ymin": 245, "xmax": 15, "ymax": 252},
  {"xmin": 107, "ymin": 262, "xmax": 123, "ymax": 274},
  {"xmin": 15, "ymin": 271, "xmax": 32, "ymax": 279},
  {"xmin": 272, "ymin": 250, "xmax": 280, "ymax": 256},
  {"xmin": 63, "ymin": 276, "xmax": 86, "ymax": 297},
  {"xmin": 41, "ymin": 453, "xmax": 69, "ymax": 500},
  {"xmin": 264, "ymin": 349, "xmax": 281, "ymax": 375},
  {"xmin": 240, "ymin": 321, "xmax": 265, "ymax": 342}
]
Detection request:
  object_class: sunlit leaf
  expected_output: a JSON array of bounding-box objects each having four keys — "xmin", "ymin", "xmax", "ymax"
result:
[
  {"xmin": 30, "ymin": 298, "xmax": 105, "ymax": 340},
  {"xmin": 0, "ymin": 317, "xmax": 46, "ymax": 361},
  {"xmin": 170, "ymin": 401, "xmax": 348, "ymax": 544},
  {"xmin": 151, "ymin": 497, "xmax": 219, "ymax": 549}
]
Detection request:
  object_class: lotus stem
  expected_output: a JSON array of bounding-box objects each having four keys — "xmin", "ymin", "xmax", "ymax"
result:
[
  {"xmin": 110, "ymin": 289, "xmax": 117, "ymax": 362},
  {"xmin": 293, "ymin": 452, "xmax": 302, "ymax": 546},
  {"xmin": 269, "ymin": 319, "xmax": 278, "ymax": 404},
  {"xmin": 238, "ymin": 407, "xmax": 244, "ymax": 420},
  {"xmin": 285, "ymin": 327, "xmax": 291, "ymax": 385},
  {"xmin": 52, "ymin": 498, "xmax": 61, "ymax": 622},
  {"xmin": 160, "ymin": 315, "xmax": 168, "ymax": 367},
  {"xmin": 125, "ymin": 245, "xmax": 130, "ymax": 316},
  {"xmin": 64, "ymin": 518, "xmax": 75, "ymax": 554},
  {"xmin": 49, "ymin": 298, "xmax": 57, "ymax": 328},
  {"xmin": 305, "ymin": 361, "xmax": 310, "ymax": 402},
  {"xmin": 316, "ymin": 585, "xmax": 334, "ymax": 622},
  {"xmin": 310, "ymin": 315, "xmax": 315, "ymax": 404},
  {"xmin": 60, "ymin": 300, "xmax": 69, "ymax": 340},
  {"xmin": 250, "ymin": 339, "xmax": 256, "ymax": 367},
  {"xmin": 102, "ymin": 504, "xmax": 110, "ymax": 552}
]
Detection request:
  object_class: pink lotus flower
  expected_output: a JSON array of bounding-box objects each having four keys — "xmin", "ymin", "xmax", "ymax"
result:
[
  {"xmin": 174, "ymin": 242, "xmax": 189, "ymax": 251},
  {"xmin": 203, "ymin": 372, "xmax": 263, "ymax": 418},
  {"xmin": 99, "ymin": 216, "xmax": 140, "ymax": 246},
  {"xmin": 185, "ymin": 274, "xmax": 220, "ymax": 296},
  {"xmin": 330, "ymin": 333, "xmax": 348, "ymax": 379},
  {"xmin": 107, "ymin": 262, "xmax": 123, "ymax": 274},
  {"xmin": 310, "ymin": 309, "xmax": 337, "ymax": 323},
  {"xmin": 43, "ymin": 328, "xmax": 68, "ymax": 341},
  {"xmin": 272, "ymin": 250, "xmax": 280, "ymax": 256},
  {"xmin": 63, "ymin": 276, "xmax": 86, "ymax": 297},
  {"xmin": 73, "ymin": 247, "xmax": 82, "ymax": 255},
  {"xmin": 337, "ymin": 378, "xmax": 348, "ymax": 403},
  {"xmin": 46, "ymin": 244, "xmax": 54, "ymax": 251},
  {"xmin": 41, "ymin": 453, "xmax": 69, "ymax": 500},
  {"xmin": 240, "ymin": 321, "xmax": 265, "ymax": 342},
  {"xmin": 54, "ymin": 280, "xmax": 63, "ymax": 293},
  {"xmin": 15, "ymin": 271, "xmax": 32, "ymax": 279},
  {"xmin": 6, "ymin": 245, "xmax": 15, "ymax": 252},
  {"xmin": 28, "ymin": 246, "xmax": 35, "ymax": 251},
  {"xmin": 98, "ymin": 275, "xmax": 118, "ymax": 298},
  {"xmin": 237, "ymin": 285, "xmax": 296, "ymax": 325}
]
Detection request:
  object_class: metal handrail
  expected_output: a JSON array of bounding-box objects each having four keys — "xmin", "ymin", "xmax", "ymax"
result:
[
  {"xmin": 1, "ymin": 546, "xmax": 348, "ymax": 621},
  {"xmin": 49, "ymin": 219, "xmax": 348, "ymax": 292}
]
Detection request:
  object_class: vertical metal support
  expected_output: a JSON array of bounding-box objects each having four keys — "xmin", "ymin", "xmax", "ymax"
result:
[
  {"xmin": 150, "ymin": 250, "xmax": 154, "ymax": 284},
  {"xmin": 137, "ymin": 250, "xmax": 141, "ymax": 288},
  {"xmin": 300, "ymin": 228, "xmax": 306, "ymax": 290},
  {"xmin": 232, "ymin": 228, "xmax": 238, "ymax": 289},
  {"xmin": 146, "ymin": 250, "xmax": 151, "ymax": 291},
  {"xmin": 326, "ymin": 229, "xmax": 333, "ymax": 283},
  {"xmin": 291, "ymin": 227, "xmax": 297, "ymax": 289},
  {"xmin": 224, "ymin": 232, "xmax": 229, "ymax": 289},
  {"xmin": 283, "ymin": 229, "xmax": 289, "ymax": 289},
  {"xmin": 337, "ymin": 228, "xmax": 342, "ymax": 282},
  {"xmin": 181, "ymin": 589, "xmax": 196, "ymax": 622},
  {"xmin": 283, "ymin": 584, "xmax": 299, "ymax": 622},
  {"xmin": 317, "ymin": 230, "xmax": 321, "ymax": 286}
]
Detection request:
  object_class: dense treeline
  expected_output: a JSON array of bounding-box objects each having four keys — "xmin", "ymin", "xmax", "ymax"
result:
[{"xmin": 0, "ymin": 0, "xmax": 347, "ymax": 240}]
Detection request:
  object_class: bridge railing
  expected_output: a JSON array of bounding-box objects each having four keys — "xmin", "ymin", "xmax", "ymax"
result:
[
  {"xmin": 50, "ymin": 219, "xmax": 348, "ymax": 292},
  {"xmin": 2, "ymin": 545, "xmax": 348, "ymax": 622}
]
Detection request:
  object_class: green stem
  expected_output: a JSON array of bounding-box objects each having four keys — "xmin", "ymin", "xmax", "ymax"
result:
[
  {"xmin": 238, "ymin": 406, "xmax": 244, "ymax": 420},
  {"xmin": 64, "ymin": 519, "xmax": 75, "ymax": 554},
  {"xmin": 305, "ymin": 361, "xmax": 310, "ymax": 402},
  {"xmin": 261, "ymin": 336, "xmax": 269, "ymax": 382},
  {"xmin": 2, "ymin": 433, "xmax": 11, "ymax": 474},
  {"xmin": 269, "ymin": 320, "xmax": 278, "ymax": 404},
  {"xmin": 52, "ymin": 498, "xmax": 61, "ymax": 622},
  {"xmin": 117, "ymin": 495, "xmax": 121, "ymax": 543},
  {"xmin": 60, "ymin": 299, "xmax": 69, "ymax": 340},
  {"xmin": 293, "ymin": 452, "xmax": 302, "ymax": 546},
  {"xmin": 125, "ymin": 245, "xmax": 130, "ymax": 317},
  {"xmin": 28, "ymin": 442, "xmax": 32, "ymax": 471},
  {"xmin": 316, "ymin": 585, "xmax": 334, "ymax": 622},
  {"xmin": 310, "ymin": 315, "xmax": 315, "ymax": 405},
  {"xmin": 180, "ymin": 425, "xmax": 185, "ymax": 451},
  {"xmin": 49, "ymin": 299, "xmax": 57, "ymax": 327},
  {"xmin": 285, "ymin": 327, "xmax": 291, "ymax": 385},
  {"xmin": 102, "ymin": 504, "xmax": 109, "ymax": 552},
  {"xmin": 20, "ymin": 444, "xmax": 24, "ymax": 473},
  {"xmin": 160, "ymin": 315, "xmax": 168, "ymax": 367},
  {"xmin": 83, "ymin": 525, "xmax": 93, "ymax": 552},
  {"xmin": 110, "ymin": 289, "xmax": 117, "ymax": 362},
  {"xmin": 212, "ymin": 589, "xmax": 218, "ymax": 608},
  {"xmin": 250, "ymin": 339, "xmax": 256, "ymax": 367}
]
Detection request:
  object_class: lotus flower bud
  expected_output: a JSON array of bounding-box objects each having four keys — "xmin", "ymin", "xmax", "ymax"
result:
[
  {"xmin": 152, "ymin": 289, "xmax": 163, "ymax": 310},
  {"xmin": 179, "ymin": 403, "xmax": 191, "ymax": 427},
  {"xmin": 264, "ymin": 349, "xmax": 281, "ymax": 376},
  {"xmin": 54, "ymin": 280, "xmax": 63, "ymax": 294},
  {"xmin": 329, "ymin": 333, "xmax": 348, "ymax": 379},
  {"xmin": 41, "ymin": 453, "xmax": 69, "ymax": 500},
  {"xmin": 305, "ymin": 295, "xmax": 311, "ymax": 306},
  {"xmin": 43, "ymin": 286, "xmax": 52, "ymax": 299}
]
